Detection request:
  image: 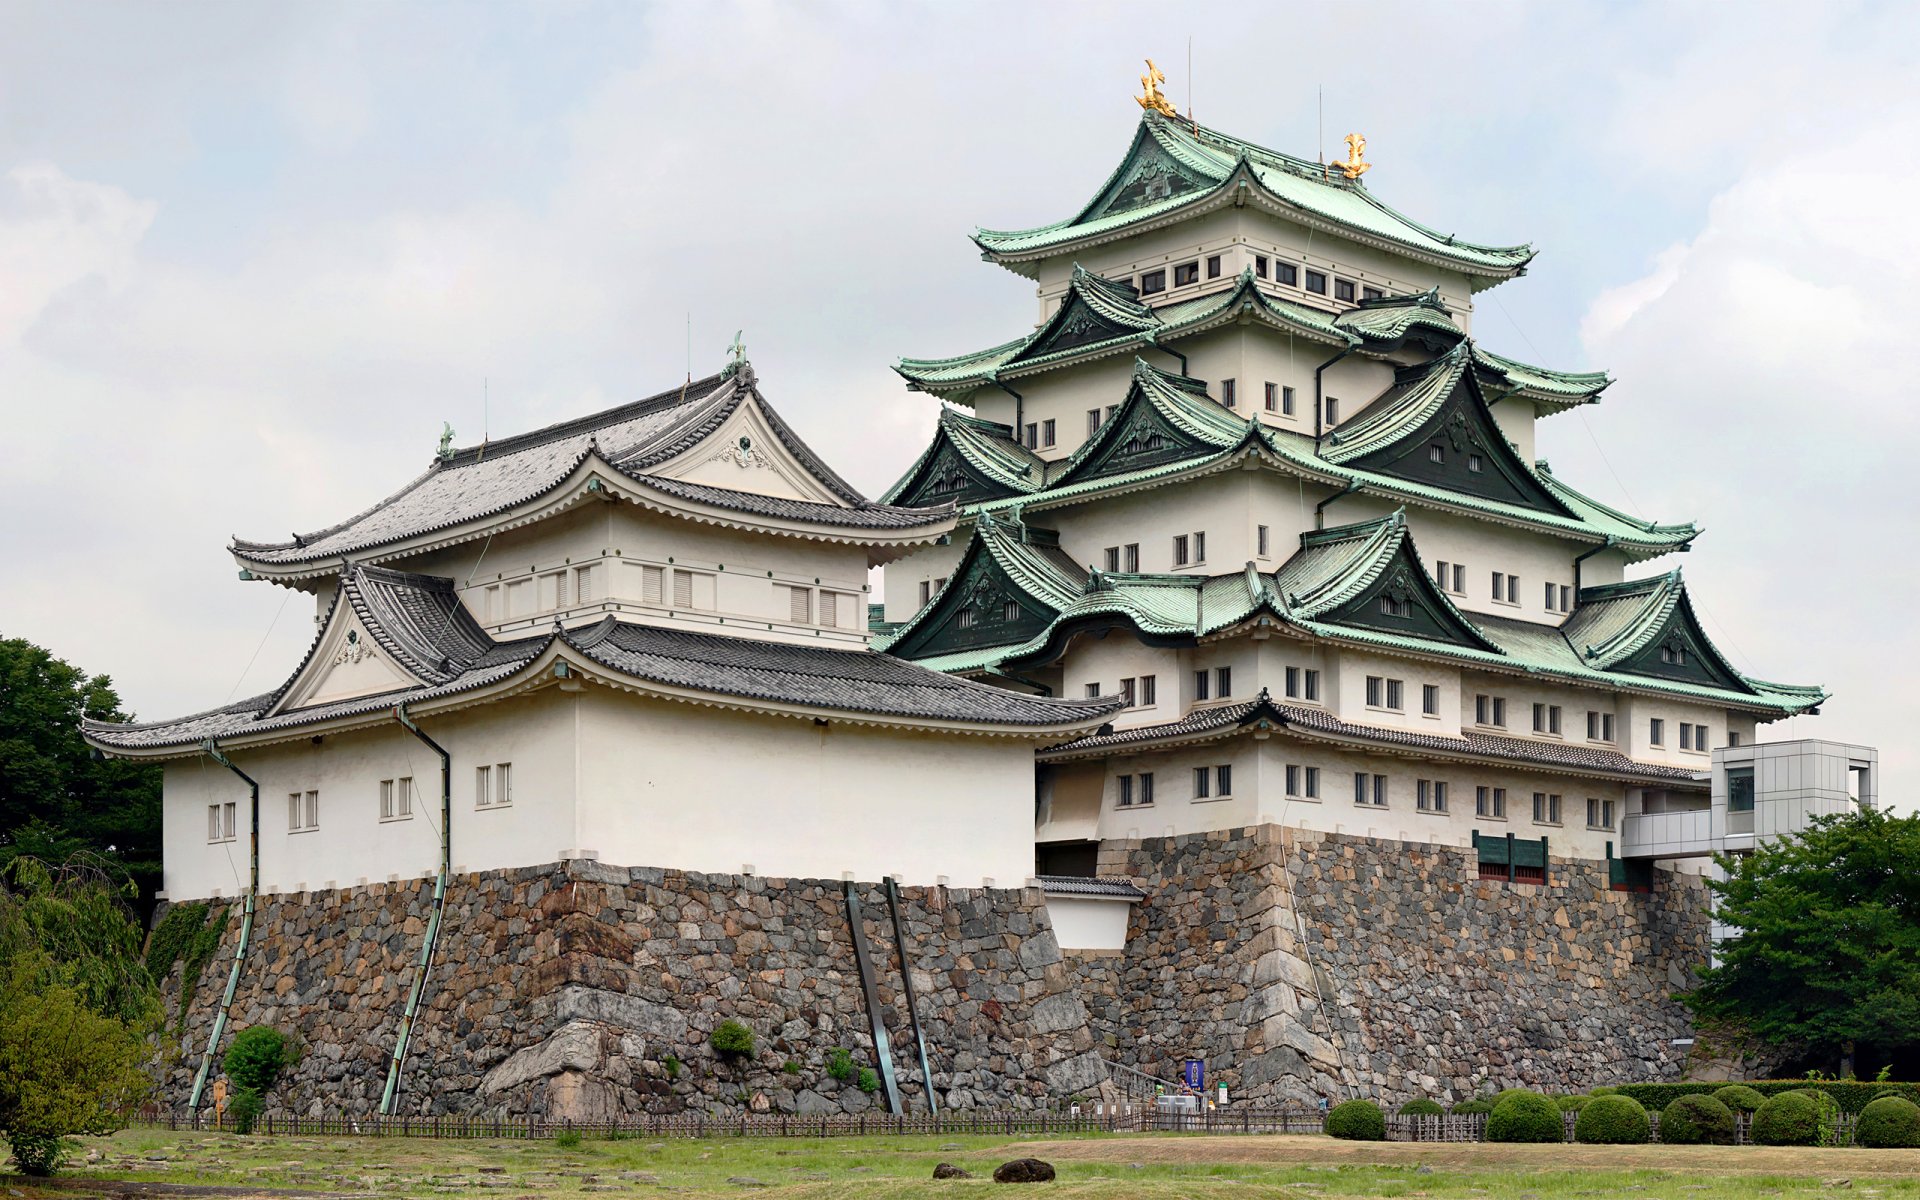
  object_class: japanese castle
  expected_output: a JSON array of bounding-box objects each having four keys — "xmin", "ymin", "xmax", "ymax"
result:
[{"xmin": 873, "ymin": 86, "xmax": 1839, "ymax": 897}]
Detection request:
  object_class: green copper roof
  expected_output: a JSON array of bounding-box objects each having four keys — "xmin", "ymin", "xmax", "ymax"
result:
[
  {"xmin": 897, "ymin": 270, "xmax": 1601, "ymax": 413},
  {"xmin": 880, "ymin": 407, "xmax": 1046, "ymax": 506},
  {"xmin": 875, "ymin": 513, "xmax": 1088, "ymax": 662},
  {"xmin": 973, "ymin": 113, "xmax": 1533, "ymax": 280},
  {"xmin": 895, "ymin": 266, "xmax": 1345, "ymax": 392},
  {"xmin": 950, "ymin": 513, "xmax": 1822, "ymax": 716}
]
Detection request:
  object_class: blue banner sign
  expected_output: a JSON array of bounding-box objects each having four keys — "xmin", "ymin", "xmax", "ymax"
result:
[{"xmin": 1183, "ymin": 1059, "xmax": 1204, "ymax": 1090}]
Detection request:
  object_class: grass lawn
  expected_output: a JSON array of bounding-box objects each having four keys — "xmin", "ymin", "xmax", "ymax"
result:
[{"xmin": 8, "ymin": 1127, "xmax": 1917, "ymax": 1199}]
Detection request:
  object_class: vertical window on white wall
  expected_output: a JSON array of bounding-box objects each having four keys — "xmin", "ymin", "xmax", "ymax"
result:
[
  {"xmin": 497, "ymin": 763, "xmax": 512, "ymax": 807},
  {"xmin": 1117, "ymin": 775, "xmax": 1134, "ymax": 808},
  {"xmin": 475, "ymin": 765, "xmax": 492, "ymax": 808},
  {"xmin": 1193, "ymin": 670, "xmax": 1210, "ymax": 701},
  {"xmin": 1194, "ymin": 531, "xmax": 1206, "ymax": 563},
  {"xmin": 304, "ymin": 790, "xmax": 319, "ymax": 830},
  {"xmin": 1173, "ymin": 535, "xmax": 1189, "ymax": 566},
  {"xmin": 1305, "ymin": 767, "xmax": 1320, "ymax": 798},
  {"xmin": 1286, "ymin": 764, "xmax": 1300, "ymax": 796},
  {"xmin": 380, "ymin": 779, "xmax": 394, "ymax": 821},
  {"xmin": 1123, "ymin": 544, "xmax": 1140, "ymax": 572},
  {"xmin": 207, "ymin": 802, "xmax": 236, "ymax": 842},
  {"xmin": 673, "ymin": 570, "xmax": 695, "ymax": 609},
  {"xmin": 1194, "ymin": 767, "xmax": 1211, "ymax": 799},
  {"xmin": 575, "ymin": 565, "xmax": 595, "ymax": 603},
  {"xmin": 643, "ymin": 565, "xmax": 665, "ymax": 604},
  {"xmin": 1215, "ymin": 666, "xmax": 1231, "ymax": 698},
  {"xmin": 1216, "ymin": 764, "xmax": 1232, "ymax": 796},
  {"xmin": 1257, "ymin": 525, "xmax": 1270, "ymax": 557},
  {"xmin": 1422, "ymin": 684, "xmax": 1440, "ymax": 716},
  {"xmin": 819, "ymin": 591, "xmax": 840, "ymax": 628},
  {"xmin": 397, "ymin": 776, "xmax": 412, "ymax": 818}
]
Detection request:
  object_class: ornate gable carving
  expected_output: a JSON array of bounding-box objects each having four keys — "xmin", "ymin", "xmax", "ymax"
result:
[
  {"xmin": 1085, "ymin": 137, "xmax": 1210, "ymax": 221},
  {"xmin": 894, "ymin": 444, "xmax": 1009, "ymax": 507},
  {"xmin": 1323, "ymin": 548, "xmax": 1495, "ymax": 651},
  {"xmin": 1346, "ymin": 369, "xmax": 1569, "ymax": 516},
  {"xmin": 887, "ymin": 550, "xmax": 1054, "ymax": 661},
  {"xmin": 648, "ymin": 400, "xmax": 842, "ymax": 505},
  {"xmin": 1612, "ymin": 600, "xmax": 1747, "ymax": 691}
]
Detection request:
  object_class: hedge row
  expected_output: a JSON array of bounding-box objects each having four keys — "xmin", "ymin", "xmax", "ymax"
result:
[{"xmin": 1610, "ymin": 1081, "xmax": 1920, "ymax": 1116}]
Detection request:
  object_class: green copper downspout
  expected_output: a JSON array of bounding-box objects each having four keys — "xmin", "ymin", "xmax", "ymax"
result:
[
  {"xmin": 1313, "ymin": 478, "xmax": 1363, "ymax": 530},
  {"xmin": 1572, "ymin": 535, "xmax": 1619, "ymax": 595},
  {"xmin": 883, "ymin": 877, "xmax": 938, "ymax": 1116},
  {"xmin": 991, "ymin": 377, "xmax": 1025, "ymax": 446},
  {"xmin": 188, "ymin": 739, "xmax": 258, "ymax": 1113},
  {"xmin": 1312, "ymin": 344, "xmax": 1356, "ymax": 453},
  {"xmin": 380, "ymin": 703, "xmax": 451, "ymax": 1116}
]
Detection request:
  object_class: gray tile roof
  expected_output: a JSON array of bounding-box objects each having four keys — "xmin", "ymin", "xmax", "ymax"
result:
[
  {"xmin": 1037, "ymin": 874, "xmax": 1147, "ymax": 900},
  {"xmin": 84, "ymin": 569, "xmax": 1121, "ymax": 753},
  {"xmin": 565, "ymin": 617, "xmax": 1120, "ymax": 728},
  {"xmin": 232, "ymin": 367, "xmax": 950, "ymax": 567},
  {"xmin": 1043, "ymin": 690, "xmax": 1703, "ymax": 784}
]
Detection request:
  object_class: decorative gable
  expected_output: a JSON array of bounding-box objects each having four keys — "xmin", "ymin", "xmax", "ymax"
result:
[
  {"xmin": 1011, "ymin": 292, "xmax": 1137, "ymax": 363},
  {"xmin": 1610, "ymin": 597, "xmax": 1749, "ymax": 692},
  {"xmin": 885, "ymin": 542, "xmax": 1058, "ymax": 661},
  {"xmin": 1081, "ymin": 130, "xmax": 1214, "ymax": 222},
  {"xmin": 1340, "ymin": 359, "xmax": 1571, "ymax": 515},
  {"xmin": 1321, "ymin": 550, "xmax": 1496, "ymax": 650},
  {"xmin": 1062, "ymin": 394, "xmax": 1209, "ymax": 485},
  {"xmin": 649, "ymin": 397, "xmax": 844, "ymax": 504},
  {"xmin": 892, "ymin": 444, "xmax": 1011, "ymax": 507},
  {"xmin": 275, "ymin": 614, "xmax": 415, "ymax": 713}
]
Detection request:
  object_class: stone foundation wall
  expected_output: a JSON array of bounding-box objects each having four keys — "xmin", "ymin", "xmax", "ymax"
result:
[
  {"xmin": 153, "ymin": 860, "xmax": 1103, "ymax": 1118},
  {"xmin": 1076, "ymin": 825, "xmax": 1711, "ymax": 1106}
]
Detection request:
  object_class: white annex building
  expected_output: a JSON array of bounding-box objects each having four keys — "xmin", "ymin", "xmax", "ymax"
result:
[{"xmin": 87, "ymin": 358, "xmax": 1118, "ymax": 901}]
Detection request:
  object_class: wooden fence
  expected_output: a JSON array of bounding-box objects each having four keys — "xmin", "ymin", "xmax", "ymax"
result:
[{"xmin": 132, "ymin": 1106, "xmax": 1864, "ymax": 1146}]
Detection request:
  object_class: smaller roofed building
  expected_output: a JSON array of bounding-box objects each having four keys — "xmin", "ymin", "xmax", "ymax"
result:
[{"xmin": 87, "ymin": 360, "xmax": 1120, "ymax": 903}]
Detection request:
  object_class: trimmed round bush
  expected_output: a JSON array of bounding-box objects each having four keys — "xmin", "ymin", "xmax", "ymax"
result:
[
  {"xmin": 1326, "ymin": 1099, "xmax": 1386, "ymax": 1141},
  {"xmin": 1487, "ymin": 1090, "xmax": 1565, "ymax": 1143},
  {"xmin": 1658, "ymin": 1094, "xmax": 1735, "ymax": 1145},
  {"xmin": 1751, "ymin": 1091, "xmax": 1823, "ymax": 1146},
  {"xmin": 1855, "ymin": 1096, "xmax": 1920, "ymax": 1149},
  {"xmin": 1450, "ymin": 1096, "xmax": 1496, "ymax": 1115},
  {"xmin": 1397, "ymin": 1098, "xmax": 1445, "ymax": 1116},
  {"xmin": 1556, "ymin": 1094, "xmax": 1592, "ymax": 1113},
  {"xmin": 1712, "ymin": 1084, "xmax": 1766, "ymax": 1114},
  {"xmin": 1589, "ymin": 1085, "xmax": 1619, "ymax": 1097},
  {"xmin": 1574, "ymin": 1094, "xmax": 1651, "ymax": 1144}
]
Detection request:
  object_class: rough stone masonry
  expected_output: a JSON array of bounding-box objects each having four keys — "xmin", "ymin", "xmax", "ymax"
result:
[
  {"xmin": 153, "ymin": 860, "xmax": 1105, "ymax": 1118},
  {"xmin": 1070, "ymin": 825, "xmax": 1712, "ymax": 1106}
]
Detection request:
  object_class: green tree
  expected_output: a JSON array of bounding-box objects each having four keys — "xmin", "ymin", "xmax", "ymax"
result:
[
  {"xmin": 1686, "ymin": 809, "xmax": 1920, "ymax": 1071},
  {"xmin": 0, "ymin": 638, "xmax": 162, "ymax": 909},
  {"xmin": 0, "ymin": 859, "xmax": 158, "ymax": 1174}
]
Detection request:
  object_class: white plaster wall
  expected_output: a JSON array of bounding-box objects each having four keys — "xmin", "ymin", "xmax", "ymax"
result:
[
  {"xmin": 880, "ymin": 539, "xmax": 966, "ymax": 625},
  {"xmin": 1617, "ymin": 692, "xmax": 1737, "ymax": 771},
  {"xmin": 397, "ymin": 501, "xmax": 873, "ymax": 646},
  {"xmin": 574, "ymin": 688, "xmax": 1037, "ymax": 886},
  {"xmin": 1049, "ymin": 471, "xmax": 1261, "ymax": 578},
  {"xmin": 160, "ymin": 692, "xmax": 579, "ymax": 901},
  {"xmin": 1044, "ymin": 896, "xmax": 1135, "ymax": 952},
  {"xmin": 1057, "ymin": 635, "xmax": 1183, "ymax": 730},
  {"xmin": 1333, "ymin": 492, "xmax": 1588, "ymax": 625}
]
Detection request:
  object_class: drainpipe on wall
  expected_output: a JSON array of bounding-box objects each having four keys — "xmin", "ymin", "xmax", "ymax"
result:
[
  {"xmin": 1572, "ymin": 535, "xmax": 1619, "ymax": 595},
  {"xmin": 1312, "ymin": 344, "xmax": 1356, "ymax": 453},
  {"xmin": 1148, "ymin": 334, "xmax": 1188, "ymax": 377},
  {"xmin": 380, "ymin": 703, "xmax": 451, "ymax": 1116},
  {"xmin": 187, "ymin": 739, "xmax": 259, "ymax": 1113},
  {"xmin": 1313, "ymin": 479, "xmax": 1364, "ymax": 531},
  {"xmin": 992, "ymin": 377, "xmax": 1025, "ymax": 445}
]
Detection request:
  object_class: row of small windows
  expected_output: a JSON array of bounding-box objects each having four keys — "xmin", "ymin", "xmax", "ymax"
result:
[
  {"xmin": 1193, "ymin": 666, "xmax": 1232, "ymax": 701},
  {"xmin": 955, "ymin": 599, "xmax": 1023, "ymax": 628},
  {"xmin": 481, "ymin": 565, "xmax": 598, "ymax": 622},
  {"xmin": 1283, "ymin": 667, "xmax": 1322, "ymax": 701},
  {"xmin": 1112, "ymin": 764, "xmax": 1233, "ymax": 807},
  {"xmin": 1132, "ymin": 252, "xmax": 1388, "ymax": 309},
  {"xmin": 208, "ymin": 765, "xmax": 516, "ymax": 844},
  {"xmin": 1021, "ymin": 419, "xmax": 1057, "ymax": 450},
  {"xmin": 1433, "ymin": 560, "xmax": 1573, "ymax": 614},
  {"xmin": 1427, "ymin": 442, "xmax": 1484, "ymax": 473},
  {"xmin": 1085, "ymin": 674, "xmax": 1159, "ymax": 708},
  {"xmin": 1365, "ymin": 675, "xmax": 1442, "ymax": 716}
]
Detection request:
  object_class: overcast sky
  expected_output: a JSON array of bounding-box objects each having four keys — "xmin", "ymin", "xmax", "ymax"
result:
[{"xmin": 3, "ymin": 1, "xmax": 1912, "ymax": 805}]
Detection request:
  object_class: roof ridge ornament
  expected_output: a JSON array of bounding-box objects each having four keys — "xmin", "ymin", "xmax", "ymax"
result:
[
  {"xmin": 1334, "ymin": 132, "xmax": 1370, "ymax": 182},
  {"xmin": 436, "ymin": 422, "xmax": 456, "ymax": 462},
  {"xmin": 1134, "ymin": 58, "xmax": 1177, "ymax": 118},
  {"xmin": 721, "ymin": 330, "xmax": 754, "ymax": 386}
]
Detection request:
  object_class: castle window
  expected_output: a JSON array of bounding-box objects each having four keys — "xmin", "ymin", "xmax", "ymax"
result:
[
  {"xmin": 1661, "ymin": 643, "xmax": 1689, "ymax": 665},
  {"xmin": 1193, "ymin": 669, "xmax": 1209, "ymax": 701},
  {"xmin": 1173, "ymin": 535, "xmax": 1190, "ymax": 566},
  {"xmin": 574, "ymin": 564, "xmax": 595, "ymax": 603},
  {"xmin": 1085, "ymin": 682, "xmax": 1100, "ymax": 699},
  {"xmin": 1305, "ymin": 269, "xmax": 1328, "ymax": 295},
  {"xmin": 1140, "ymin": 675, "xmax": 1156, "ymax": 704},
  {"xmin": 673, "ymin": 569, "xmax": 695, "ymax": 608},
  {"xmin": 1103, "ymin": 546, "xmax": 1120, "ymax": 572},
  {"xmin": 1041, "ymin": 419, "xmax": 1056, "ymax": 448},
  {"xmin": 1532, "ymin": 704, "xmax": 1562, "ymax": 735},
  {"xmin": 1220, "ymin": 378, "xmax": 1237, "ymax": 408},
  {"xmin": 1118, "ymin": 775, "xmax": 1133, "ymax": 807},
  {"xmin": 1559, "ymin": 585, "xmax": 1572, "ymax": 613},
  {"xmin": 1468, "ymin": 453, "xmax": 1484, "ymax": 473},
  {"xmin": 475, "ymin": 762, "xmax": 512, "ymax": 808},
  {"xmin": 1429, "ymin": 444, "xmax": 1444, "ymax": 464},
  {"xmin": 1283, "ymin": 666, "xmax": 1321, "ymax": 702},
  {"xmin": 1206, "ymin": 255, "xmax": 1222, "ymax": 279},
  {"xmin": 1476, "ymin": 786, "xmax": 1507, "ymax": 818},
  {"xmin": 1215, "ymin": 666, "xmax": 1231, "ymax": 698},
  {"xmin": 1378, "ymin": 593, "xmax": 1412, "ymax": 618},
  {"xmin": 1729, "ymin": 730, "xmax": 1743, "ymax": 748},
  {"xmin": 1362, "ymin": 286, "xmax": 1384, "ymax": 301},
  {"xmin": 1649, "ymin": 718, "xmax": 1666, "ymax": 746},
  {"xmin": 1354, "ymin": 772, "xmax": 1388, "ymax": 807},
  {"xmin": 1194, "ymin": 531, "xmax": 1206, "ymax": 562},
  {"xmin": 1023, "ymin": 422, "xmax": 1038, "ymax": 448},
  {"xmin": 1118, "ymin": 772, "xmax": 1154, "ymax": 808},
  {"xmin": 1422, "ymin": 684, "xmax": 1439, "ymax": 716},
  {"xmin": 918, "ymin": 580, "xmax": 931, "ymax": 606},
  {"xmin": 956, "ymin": 607, "xmax": 975, "ymax": 629},
  {"xmin": 1417, "ymin": 780, "xmax": 1448, "ymax": 813},
  {"xmin": 820, "ymin": 591, "xmax": 844, "ymax": 627},
  {"xmin": 1324, "ymin": 396, "xmax": 1340, "ymax": 424},
  {"xmin": 1174, "ymin": 261, "xmax": 1199, "ymax": 287},
  {"xmin": 1586, "ymin": 711, "xmax": 1615, "ymax": 742},
  {"xmin": 379, "ymin": 777, "xmax": 413, "ymax": 822},
  {"xmin": 1121, "ymin": 676, "xmax": 1154, "ymax": 707},
  {"xmin": 1216, "ymin": 765, "xmax": 1232, "ymax": 796},
  {"xmin": 1087, "ymin": 408, "xmax": 1103, "ymax": 437},
  {"xmin": 288, "ymin": 790, "xmax": 319, "ymax": 833},
  {"xmin": 1277, "ymin": 262, "xmax": 1299, "ymax": 286},
  {"xmin": 1532, "ymin": 792, "xmax": 1563, "ymax": 825},
  {"xmin": 788, "ymin": 586, "xmax": 813, "ymax": 624},
  {"xmin": 1367, "ymin": 675, "xmax": 1404, "ymax": 710},
  {"xmin": 1139, "ymin": 269, "xmax": 1167, "ymax": 295},
  {"xmin": 1264, "ymin": 382, "xmax": 1278, "ymax": 410},
  {"xmin": 1586, "ymin": 797, "xmax": 1615, "ymax": 830},
  {"xmin": 1257, "ymin": 525, "xmax": 1270, "ymax": 557},
  {"xmin": 1002, "ymin": 599, "xmax": 1019, "ymax": 622},
  {"xmin": 1193, "ymin": 766, "xmax": 1211, "ymax": 799},
  {"xmin": 207, "ymin": 802, "xmax": 236, "ymax": 843},
  {"xmin": 1254, "ymin": 255, "xmax": 1269, "ymax": 279},
  {"xmin": 1334, "ymin": 278, "xmax": 1356, "ymax": 303},
  {"xmin": 1123, "ymin": 544, "xmax": 1140, "ymax": 572},
  {"xmin": 1286, "ymin": 764, "xmax": 1321, "ymax": 799}
]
